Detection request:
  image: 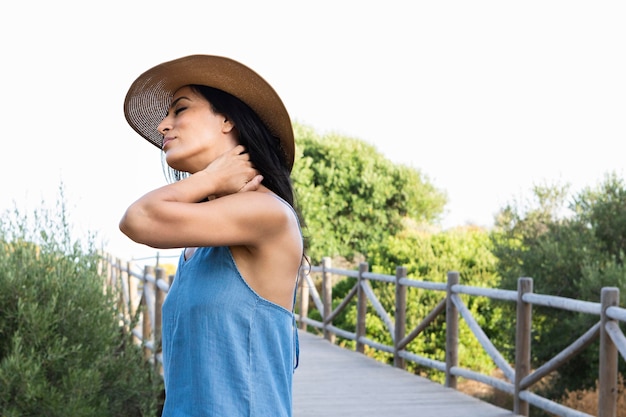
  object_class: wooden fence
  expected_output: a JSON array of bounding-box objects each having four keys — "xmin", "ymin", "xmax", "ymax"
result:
[{"xmin": 102, "ymin": 254, "xmax": 626, "ymax": 417}]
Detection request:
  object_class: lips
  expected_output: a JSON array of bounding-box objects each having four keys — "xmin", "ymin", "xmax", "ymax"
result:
[{"xmin": 162, "ymin": 137, "xmax": 175, "ymax": 149}]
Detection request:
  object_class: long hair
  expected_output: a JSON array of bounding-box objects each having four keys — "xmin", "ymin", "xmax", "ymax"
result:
[{"xmin": 162, "ymin": 85, "xmax": 294, "ymax": 206}]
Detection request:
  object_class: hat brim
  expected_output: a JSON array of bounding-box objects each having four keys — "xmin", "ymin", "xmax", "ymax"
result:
[{"xmin": 124, "ymin": 55, "xmax": 295, "ymax": 171}]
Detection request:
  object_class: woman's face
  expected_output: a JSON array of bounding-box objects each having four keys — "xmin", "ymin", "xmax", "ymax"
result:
[{"xmin": 158, "ymin": 86, "xmax": 237, "ymax": 173}]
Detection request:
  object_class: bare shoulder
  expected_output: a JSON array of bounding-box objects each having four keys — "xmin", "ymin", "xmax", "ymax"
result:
[
  {"xmin": 232, "ymin": 190, "xmax": 298, "ymax": 223},
  {"xmin": 215, "ymin": 190, "xmax": 301, "ymax": 245},
  {"xmin": 248, "ymin": 191, "xmax": 300, "ymax": 240}
]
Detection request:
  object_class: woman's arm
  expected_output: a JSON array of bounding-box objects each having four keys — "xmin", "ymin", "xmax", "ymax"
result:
[{"xmin": 119, "ymin": 145, "xmax": 271, "ymax": 248}]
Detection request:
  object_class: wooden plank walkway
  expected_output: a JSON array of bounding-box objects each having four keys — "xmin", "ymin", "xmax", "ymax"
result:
[{"xmin": 293, "ymin": 331, "xmax": 521, "ymax": 417}]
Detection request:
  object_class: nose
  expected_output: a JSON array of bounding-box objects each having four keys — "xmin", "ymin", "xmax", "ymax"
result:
[{"xmin": 157, "ymin": 116, "xmax": 171, "ymax": 136}]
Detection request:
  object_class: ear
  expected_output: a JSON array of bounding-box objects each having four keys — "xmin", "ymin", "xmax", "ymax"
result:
[{"xmin": 221, "ymin": 117, "xmax": 235, "ymax": 133}]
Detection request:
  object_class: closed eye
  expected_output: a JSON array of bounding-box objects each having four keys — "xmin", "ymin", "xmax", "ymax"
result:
[{"xmin": 168, "ymin": 96, "xmax": 191, "ymax": 117}]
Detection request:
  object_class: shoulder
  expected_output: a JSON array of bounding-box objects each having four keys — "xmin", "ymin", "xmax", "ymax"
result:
[
  {"xmin": 228, "ymin": 191, "xmax": 303, "ymax": 263},
  {"xmin": 216, "ymin": 190, "xmax": 299, "ymax": 238},
  {"xmin": 234, "ymin": 191, "xmax": 298, "ymax": 227}
]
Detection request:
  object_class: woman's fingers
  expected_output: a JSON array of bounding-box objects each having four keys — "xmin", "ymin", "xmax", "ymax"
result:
[{"xmin": 239, "ymin": 174, "xmax": 264, "ymax": 192}]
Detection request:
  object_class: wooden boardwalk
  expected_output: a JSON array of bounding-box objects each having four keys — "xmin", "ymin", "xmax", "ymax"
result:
[{"xmin": 293, "ymin": 331, "xmax": 521, "ymax": 417}]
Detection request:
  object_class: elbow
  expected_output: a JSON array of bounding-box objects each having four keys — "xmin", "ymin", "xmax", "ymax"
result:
[
  {"xmin": 119, "ymin": 205, "xmax": 147, "ymax": 244},
  {"xmin": 119, "ymin": 203, "xmax": 170, "ymax": 249},
  {"xmin": 119, "ymin": 212, "xmax": 137, "ymax": 243}
]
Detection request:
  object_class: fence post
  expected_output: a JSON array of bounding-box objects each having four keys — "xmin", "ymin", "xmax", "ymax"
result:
[
  {"xmin": 108, "ymin": 256, "xmax": 117, "ymax": 297},
  {"xmin": 356, "ymin": 262, "xmax": 369, "ymax": 354},
  {"xmin": 394, "ymin": 266, "xmax": 407, "ymax": 369},
  {"xmin": 322, "ymin": 257, "xmax": 334, "ymax": 343},
  {"xmin": 127, "ymin": 261, "xmax": 140, "ymax": 345},
  {"xmin": 298, "ymin": 267, "xmax": 310, "ymax": 331},
  {"xmin": 97, "ymin": 251, "xmax": 105, "ymax": 283},
  {"xmin": 141, "ymin": 265, "xmax": 154, "ymax": 361},
  {"xmin": 103, "ymin": 253, "xmax": 112, "ymax": 294},
  {"xmin": 115, "ymin": 258, "xmax": 125, "ymax": 323},
  {"xmin": 154, "ymin": 267, "xmax": 166, "ymax": 374},
  {"xmin": 514, "ymin": 277, "xmax": 533, "ymax": 417},
  {"xmin": 127, "ymin": 261, "xmax": 137, "ymax": 314},
  {"xmin": 599, "ymin": 287, "xmax": 619, "ymax": 417},
  {"xmin": 116, "ymin": 258, "xmax": 129, "ymax": 329},
  {"xmin": 445, "ymin": 271, "xmax": 459, "ymax": 389}
]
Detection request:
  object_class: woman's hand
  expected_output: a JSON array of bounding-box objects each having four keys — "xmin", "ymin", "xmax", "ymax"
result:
[{"xmin": 203, "ymin": 145, "xmax": 263, "ymax": 196}]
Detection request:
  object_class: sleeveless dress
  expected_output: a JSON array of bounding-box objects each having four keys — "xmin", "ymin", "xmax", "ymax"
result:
[{"xmin": 161, "ymin": 206, "xmax": 301, "ymax": 417}]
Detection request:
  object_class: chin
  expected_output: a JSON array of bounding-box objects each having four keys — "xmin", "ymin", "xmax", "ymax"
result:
[
  {"xmin": 164, "ymin": 153, "xmax": 186, "ymax": 171},
  {"xmin": 166, "ymin": 159, "xmax": 202, "ymax": 176}
]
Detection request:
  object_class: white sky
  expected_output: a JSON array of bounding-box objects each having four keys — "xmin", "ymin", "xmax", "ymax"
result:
[{"xmin": 2, "ymin": 1, "xmax": 625, "ymax": 263}]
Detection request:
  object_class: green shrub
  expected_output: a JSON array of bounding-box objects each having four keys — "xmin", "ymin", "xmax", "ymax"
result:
[
  {"xmin": 0, "ymin": 194, "xmax": 162, "ymax": 417},
  {"xmin": 365, "ymin": 226, "xmax": 503, "ymax": 382}
]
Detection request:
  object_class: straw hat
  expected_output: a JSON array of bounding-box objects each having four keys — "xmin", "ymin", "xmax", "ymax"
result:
[{"xmin": 124, "ymin": 54, "xmax": 295, "ymax": 170}]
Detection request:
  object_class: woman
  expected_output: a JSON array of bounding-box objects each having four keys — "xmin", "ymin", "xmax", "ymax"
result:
[{"xmin": 120, "ymin": 55, "xmax": 303, "ymax": 417}]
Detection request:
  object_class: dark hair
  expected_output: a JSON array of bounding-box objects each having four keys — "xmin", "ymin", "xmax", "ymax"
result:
[{"xmin": 162, "ymin": 85, "xmax": 294, "ymax": 206}]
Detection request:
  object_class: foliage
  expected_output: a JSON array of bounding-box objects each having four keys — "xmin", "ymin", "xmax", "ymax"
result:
[
  {"xmin": 291, "ymin": 123, "xmax": 447, "ymax": 263},
  {"xmin": 0, "ymin": 191, "xmax": 161, "ymax": 417},
  {"xmin": 491, "ymin": 175, "xmax": 626, "ymax": 396},
  {"xmin": 574, "ymin": 173, "xmax": 626, "ymax": 264},
  {"xmin": 561, "ymin": 375, "xmax": 626, "ymax": 416},
  {"xmin": 374, "ymin": 226, "xmax": 504, "ymax": 381}
]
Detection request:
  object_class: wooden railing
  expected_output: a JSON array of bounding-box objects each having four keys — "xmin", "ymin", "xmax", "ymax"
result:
[
  {"xmin": 101, "ymin": 255, "xmax": 174, "ymax": 373},
  {"xmin": 102, "ymin": 254, "xmax": 626, "ymax": 417},
  {"xmin": 297, "ymin": 258, "xmax": 625, "ymax": 417}
]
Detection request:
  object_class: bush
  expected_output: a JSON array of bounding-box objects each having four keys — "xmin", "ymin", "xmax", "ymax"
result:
[
  {"xmin": 561, "ymin": 375, "xmax": 626, "ymax": 416},
  {"xmin": 366, "ymin": 226, "xmax": 503, "ymax": 382},
  {"xmin": 0, "ymin": 194, "xmax": 162, "ymax": 416}
]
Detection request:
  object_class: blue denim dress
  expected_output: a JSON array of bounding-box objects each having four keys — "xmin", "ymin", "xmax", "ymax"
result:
[{"xmin": 161, "ymin": 245, "xmax": 299, "ymax": 417}]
